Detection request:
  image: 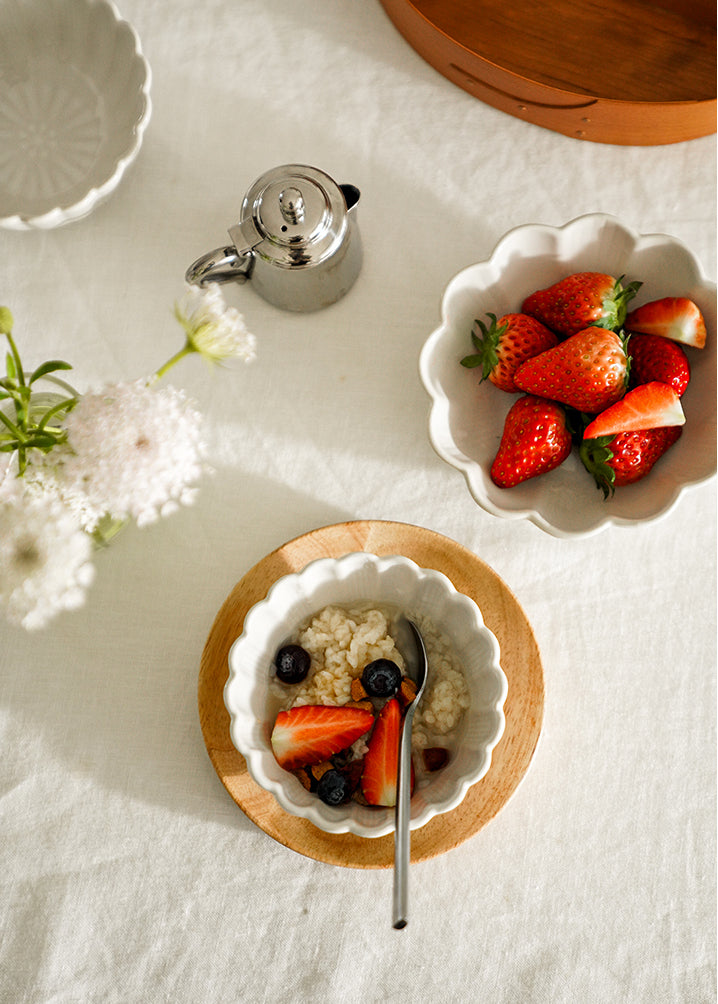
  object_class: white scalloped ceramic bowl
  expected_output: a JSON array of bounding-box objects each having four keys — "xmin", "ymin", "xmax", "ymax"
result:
[
  {"xmin": 0, "ymin": 0, "xmax": 151, "ymax": 229},
  {"xmin": 224, "ymin": 552, "xmax": 507, "ymax": 837},
  {"xmin": 420, "ymin": 214, "xmax": 716, "ymax": 538}
]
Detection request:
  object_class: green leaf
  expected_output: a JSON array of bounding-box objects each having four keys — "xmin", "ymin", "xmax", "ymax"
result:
[
  {"xmin": 26, "ymin": 432, "xmax": 61, "ymax": 450},
  {"xmin": 5, "ymin": 350, "xmax": 17, "ymax": 380},
  {"xmin": 596, "ymin": 277, "xmax": 643, "ymax": 331},
  {"xmin": 459, "ymin": 354, "xmax": 483, "ymax": 369},
  {"xmin": 579, "ymin": 435, "xmax": 617, "ymax": 499},
  {"xmin": 29, "ymin": 360, "xmax": 73, "ymax": 384},
  {"xmin": 4, "ymin": 331, "xmax": 25, "ymax": 387},
  {"xmin": 459, "ymin": 314, "xmax": 504, "ymax": 382}
]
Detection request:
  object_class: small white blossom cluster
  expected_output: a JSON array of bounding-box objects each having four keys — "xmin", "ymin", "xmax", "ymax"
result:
[{"xmin": 0, "ymin": 284, "xmax": 256, "ymax": 630}]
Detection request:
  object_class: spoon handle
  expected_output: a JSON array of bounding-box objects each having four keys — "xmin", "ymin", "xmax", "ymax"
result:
[{"xmin": 392, "ymin": 714, "xmax": 414, "ymax": 929}]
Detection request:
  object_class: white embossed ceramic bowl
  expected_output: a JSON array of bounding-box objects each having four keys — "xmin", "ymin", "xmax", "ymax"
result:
[
  {"xmin": 224, "ymin": 552, "xmax": 507, "ymax": 837},
  {"xmin": 0, "ymin": 0, "xmax": 151, "ymax": 229},
  {"xmin": 419, "ymin": 214, "xmax": 716, "ymax": 538}
]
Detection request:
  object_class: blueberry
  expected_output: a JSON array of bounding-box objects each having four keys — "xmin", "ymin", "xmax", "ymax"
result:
[
  {"xmin": 361, "ymin": 659, "xmax": 402, "ymax": 697},
  {"xmin": 316, "ymin": 769, "xmax": 351, "ymax": 806},
  {"xmin": 274, "ymin": 644, "xmax": 310, "ymax": 684}
]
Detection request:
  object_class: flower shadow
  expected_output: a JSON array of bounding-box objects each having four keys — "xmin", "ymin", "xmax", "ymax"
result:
[{"xmin": 3, "ymin": 469, "xmax": 352, "ymax": 829}]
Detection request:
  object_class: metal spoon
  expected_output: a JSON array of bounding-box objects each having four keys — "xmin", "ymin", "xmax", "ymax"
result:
[{"xmin": 392, "ymin": 616, "xmax": 428, "ymax": 929}]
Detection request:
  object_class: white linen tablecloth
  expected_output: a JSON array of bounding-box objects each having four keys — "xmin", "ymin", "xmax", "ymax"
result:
[{"xmin": 1, "ymin": 2, "xmax": 715, "ymax": 1002}]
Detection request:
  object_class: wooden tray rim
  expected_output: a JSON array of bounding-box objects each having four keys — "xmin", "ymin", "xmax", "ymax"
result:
[{"xmin": 198, "ymin": 519, "xmax": 545, "ymax": 868}]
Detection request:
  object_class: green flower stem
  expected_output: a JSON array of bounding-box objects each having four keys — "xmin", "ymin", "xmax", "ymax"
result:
[
  {"xmin": 153, "ymin": 342, "xmax": 194, "ymax": 381},
  {"xmin": 0, "ymin": 407, "xmax": 21, "ymax": 438}
]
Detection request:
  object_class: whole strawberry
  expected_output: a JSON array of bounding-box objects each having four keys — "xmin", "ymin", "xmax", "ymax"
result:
[
  {"xmin": 580, "ymin": 426, "xmax": 683, "ymax": 497},
  {"xmin": 460, "ymin": 312, "xmax": 558, "ymax": 392},
  {"xmin": 513, "ymin": 327, "xmax": 629, "ymax": 413},
  {"xmin": 522, "ymin": 272, "xmax": 641, "ymax": 338},
  {"xmin": 490, "ymin": 395, "xmax": 572, "ymax": 488},
  {"xmin": 628, "ymin": 333, "xmax": 690, "ymax": 396}
]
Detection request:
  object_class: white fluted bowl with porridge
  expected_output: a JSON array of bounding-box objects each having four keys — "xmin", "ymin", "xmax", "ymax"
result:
[{"xmin": 224, "ymin": 552, "xmax": 507, "ymax": 837}]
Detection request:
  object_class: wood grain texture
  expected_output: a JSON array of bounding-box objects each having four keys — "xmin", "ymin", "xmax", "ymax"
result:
[
  {"xmin": 198, "ymin": 520, "xmax": 544, "ymax": 869},
  {"xmin": 379, "ymin": 0, "xmax": 716, "ymax": 145}
]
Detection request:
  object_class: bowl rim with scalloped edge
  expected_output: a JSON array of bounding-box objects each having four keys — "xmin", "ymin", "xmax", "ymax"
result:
[
  {"xmin": 223, "ymin": 551, "xmax": 508, "ymax": 838},
  {"xmin": 419, "ymin": 213, "xmax": 716, "ymax": 538},
  {"xmin": 0, "ymin": 0, "xmax": 152, "ymax": 230}
]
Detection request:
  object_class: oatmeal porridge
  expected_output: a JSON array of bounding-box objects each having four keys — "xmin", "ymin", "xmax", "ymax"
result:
[{"xmin": 271, "ymin": 604, "xmax": 470, "ymax": 771}]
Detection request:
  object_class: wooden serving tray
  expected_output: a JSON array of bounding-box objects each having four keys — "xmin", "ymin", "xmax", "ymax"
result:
[
  {"xmin": 379, "ymin": 0, "xmax": 716, "ymax": 145},
  {"xmin": 198, "ymin": 520, "xmax": 544, "ymax": 868}
]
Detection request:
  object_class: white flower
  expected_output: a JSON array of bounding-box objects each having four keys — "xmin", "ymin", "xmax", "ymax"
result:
[
  {"xmin": 44, "ymin": 379, "xmax": 206, "ymax": 528},
  {"xmin": 0, "ymin": 481, "xmax": 95, "ymax": 630},
  {"xmin": 175, "ymin": 282, "xmax": 257, "ymax": 363}
]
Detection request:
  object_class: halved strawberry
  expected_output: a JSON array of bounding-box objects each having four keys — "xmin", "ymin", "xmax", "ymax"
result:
[
  {"xmin": 361, "ymin": 698, "xmax": 402, "ymax": 807},
  {"xmin": 522, "ymin": 272, "xmax": 641, "ymax": 338},
  {"xmin": 270, "ymin": 704, "xmax": 374, "ymax": 771},
  {"xmin": 582, "ymin": 382, "xmax": 685, "ymax": 439},
  {"xmin": 625, "ymin": 297, "xmax": 706, "ymax": 349},
  {"xmin": 628, "ymin": 333, "xmax": 691, "ymax": 397},
  {"xmin": 580, "ymin": 426, "xmax": 683, "ymax": 496},
  {"xmin": 460, "ymin": 312, "xmax": 558, "ymax": 393}
]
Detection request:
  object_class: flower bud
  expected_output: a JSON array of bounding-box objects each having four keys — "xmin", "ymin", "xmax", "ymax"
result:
[{"xmin": 0, "ymin": 307, "xmax": 14, "ymax": 334}]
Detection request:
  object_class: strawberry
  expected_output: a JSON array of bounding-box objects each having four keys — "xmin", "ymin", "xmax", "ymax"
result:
[
  {"xmin": 626, "ymin": 297, "xmax": 706, "ymax": 349},
  {"xmin": 270, "ymin": 704, "xmax": 374, "ymax": 771},
  {"xmin": 460, "ymin": 312, "xmax": 558, "ymax": 392},
  {"xmin": 490, "ymin": 395, "xmax": 572, "ymax": 488},
  {"xmin": 361, "ymin": 698, "xmax": 402, "ymax": 807},
  {"xmin": 580, "ymin": 426, "xmax": 683, "ymax": 496},
  {"xmin": 522, "ymin": 272, "xmax": 641, "ymax": 338},
  {"xmin": 582, "ymin": 382, "xmax": 685, "ymax": 439},
  {"xmin": 513, "ymin": 327, "xmax": 629, "ymax": 413},
  {"xmin": 628, "ymin": 333, "xmax": 691, "ymax": 396}
]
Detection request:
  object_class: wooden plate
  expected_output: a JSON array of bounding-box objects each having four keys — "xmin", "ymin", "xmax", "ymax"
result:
[
  {"xmin": 379, "ymin": 0, "xmax": 716, "ymax": 145},
  {"xmin": 198, "ymin": 520, "xmax": 544, "ymax": 868}
]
